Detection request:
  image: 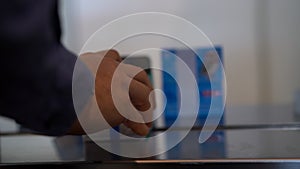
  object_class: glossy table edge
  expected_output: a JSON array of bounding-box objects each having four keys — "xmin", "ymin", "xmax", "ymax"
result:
[{"xmin": 1, "ymin": 159, "xmax": 300, "ymax": 169}]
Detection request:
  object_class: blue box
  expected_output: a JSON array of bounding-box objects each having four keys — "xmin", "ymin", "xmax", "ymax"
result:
[{"xmin": 161, "ymin": 46, "xmax": 224, "ymax": 126}]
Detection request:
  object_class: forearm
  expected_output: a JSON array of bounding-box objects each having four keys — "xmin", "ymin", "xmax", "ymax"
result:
[{"xmin": 0, "ymin": 44, "xmax": 78, "ymax": 136}]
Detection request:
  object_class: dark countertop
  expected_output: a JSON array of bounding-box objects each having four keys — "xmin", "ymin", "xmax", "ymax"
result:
[{"xmin": 1, "ymin": 104, "xmax": 300, "ymax": 168}]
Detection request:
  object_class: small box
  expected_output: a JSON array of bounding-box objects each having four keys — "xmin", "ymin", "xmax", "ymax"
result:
[{"xmin": 161, "ymin": 46, "xmax": 224, "ymax": 126}]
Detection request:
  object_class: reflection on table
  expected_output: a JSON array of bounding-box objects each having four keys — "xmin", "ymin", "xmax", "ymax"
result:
[{"xmin": 1, "ymin": 104, "xmax": 300, "ymax": 166}]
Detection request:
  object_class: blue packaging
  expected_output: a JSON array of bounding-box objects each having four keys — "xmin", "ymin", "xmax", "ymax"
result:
[{"xmin": 161, "ymin": 46, "xmax": 224, "ymax": 126}]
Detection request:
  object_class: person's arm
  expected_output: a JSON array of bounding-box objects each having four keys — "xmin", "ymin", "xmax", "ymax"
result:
[
  {"xmin": 0, "ymin": 0, "xmax": 77, "ymax": 136},
  {"xmin": 0, "ymin": 0, "xmax": 154, "ymax": 136}
]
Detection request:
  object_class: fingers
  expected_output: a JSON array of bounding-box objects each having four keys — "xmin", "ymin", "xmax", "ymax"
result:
[
  {"xmin": 120, "ymin": 63, "xmax": 154, "ymax": 128},
  {"xmin": 123, "ymin": 120, "xmax": 150, "ymax": 136},
  {"xmin": 129, "ymin": 79, "xmax": 152, "ymax": 111},
  {"xmin": 81, "ymin": 50, "xmax": 154, "ymax": 136},
  {"xmin": 128, "ymin": 78, "xmax": 154, "ymax": 128},
  {"xmin": 120, "ymin": 63, "xmax": 153, "ymax": 89}
]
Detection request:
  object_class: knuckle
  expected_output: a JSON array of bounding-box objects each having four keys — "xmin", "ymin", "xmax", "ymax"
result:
[
  {"xmin": 139, "ymin": 69, "xmax": 148, "ymax": 77},
  {"xmin": 106, "ymin": 49, "xmax": 120, "ymax": 57}
]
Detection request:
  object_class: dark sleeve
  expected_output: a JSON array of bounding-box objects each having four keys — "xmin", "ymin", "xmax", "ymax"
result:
[{"xmin": 0, "ymin": 0, "xmax": 77, "ymax": 136}]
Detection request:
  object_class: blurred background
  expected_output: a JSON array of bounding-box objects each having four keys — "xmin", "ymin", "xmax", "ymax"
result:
[
  {"xmin": 60, "ymin": 0, "xmax": 300, "ymax": 107},
  {"xmin": 1, "ymin": 0, "xmax": 300, "ymax": 163}
]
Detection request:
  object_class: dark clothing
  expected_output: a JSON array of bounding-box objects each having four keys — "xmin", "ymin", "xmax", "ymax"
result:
[{"xmin": 0, "ymin": 0, "xmax": 77, "ymax": 136}]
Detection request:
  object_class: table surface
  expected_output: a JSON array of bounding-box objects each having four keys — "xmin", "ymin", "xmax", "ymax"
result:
[{"xmin": 1, "ymin": 104, "xmax": 300, "ymax": 168}]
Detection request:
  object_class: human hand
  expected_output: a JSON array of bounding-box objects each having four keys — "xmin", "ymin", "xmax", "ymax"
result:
[{"xmin": 69, "ymin": 50, "xmax": 154, "ymax": 136}]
